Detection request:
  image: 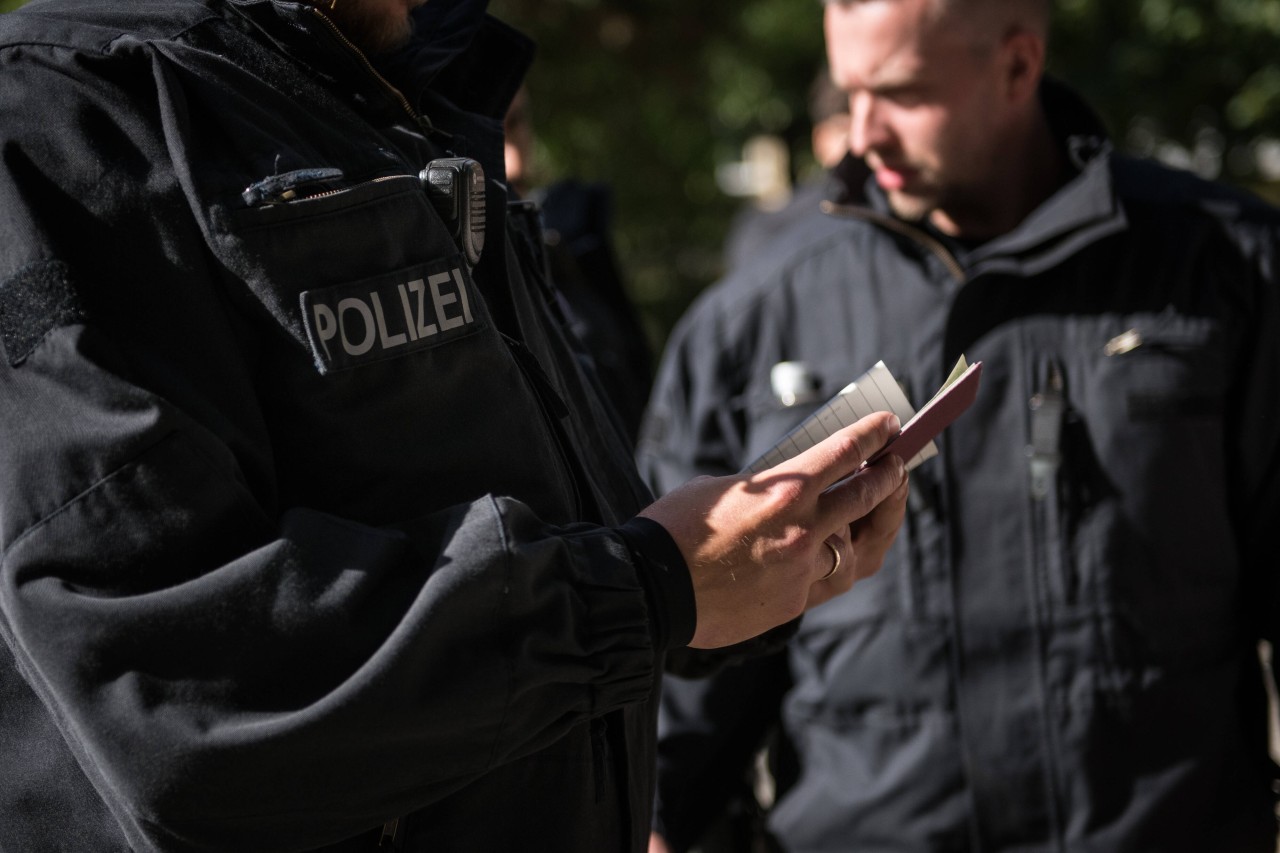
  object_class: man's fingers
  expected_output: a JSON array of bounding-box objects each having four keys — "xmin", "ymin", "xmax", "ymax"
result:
[
  {"xmin": 820, "ymin": 451, "xmax": 906, "ymax": 531},
  {"xmin": 846, "ymin": 474, "xmax": 910, "ymax": 581},
  {"xmin": 852, "ymin": 474, "xmax": 910, "ymax": 544},
  {"xmin": 781, "ymin": 411, "xmax": 901, "ymax": 492}
]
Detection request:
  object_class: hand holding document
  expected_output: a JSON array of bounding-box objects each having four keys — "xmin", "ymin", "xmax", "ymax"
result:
[{"xmin": 746, "ymin": 357, "xmax": 983, "ymax": 475}]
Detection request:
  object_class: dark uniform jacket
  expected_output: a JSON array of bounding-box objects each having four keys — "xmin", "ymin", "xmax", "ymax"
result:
[
  {"xmin": 638, "ymin": 82, "xmax": 1280, "ymax": 852},
  {"xmin": 0, "ymin": 0, "xmax": 695, "ymax": 850}
]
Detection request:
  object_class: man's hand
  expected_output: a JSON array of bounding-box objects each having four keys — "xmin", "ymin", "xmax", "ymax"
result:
[{"xmin": 640, "ymin": 411, "xmax": 908, "ymax": 649}]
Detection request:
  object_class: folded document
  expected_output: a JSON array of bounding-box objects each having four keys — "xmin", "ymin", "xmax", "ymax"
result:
[{"xmin": 745, "ymin": 357, "xmax": 983, "ymax": 474}]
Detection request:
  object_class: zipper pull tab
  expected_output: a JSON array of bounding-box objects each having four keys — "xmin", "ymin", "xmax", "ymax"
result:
[{"xmin": 241, "ymin": 167, "xmax": 344, "ymax": 207}]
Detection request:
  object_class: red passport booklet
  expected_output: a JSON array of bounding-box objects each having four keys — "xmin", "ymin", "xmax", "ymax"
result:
[{"xmin": 865, "ymin": 359, "xmax": 983, "ymax": 466}]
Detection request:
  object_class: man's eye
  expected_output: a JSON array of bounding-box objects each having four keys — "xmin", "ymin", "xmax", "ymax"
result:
[{"xmin": 884, "ymin": 90, "xmax": 924, "ymax": 107}]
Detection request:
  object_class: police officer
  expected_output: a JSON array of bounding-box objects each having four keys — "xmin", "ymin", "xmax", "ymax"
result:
[
  {"xmin": 641, "ymin": 0, "xmax": 1280, "ymax": 851},
  {"xmin": 0, "ymin": 0, "xmax": 909, "ymax": 851}
]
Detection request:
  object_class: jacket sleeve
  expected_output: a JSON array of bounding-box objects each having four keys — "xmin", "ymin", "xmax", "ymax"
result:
[
  {"xmin": 0, "ymin": 421, "xmax": 685, "ymax": 851},
  {"xmin": 637, "ymin": 284, "xmax": 752, "ymax": 496},
  {"xmin": 0, "ymin": 45, "xmax": 693, "ymax": 853},
  {"xmin": 1233, "ymin": 217, "xmax": 1280, "ymax": 679}
]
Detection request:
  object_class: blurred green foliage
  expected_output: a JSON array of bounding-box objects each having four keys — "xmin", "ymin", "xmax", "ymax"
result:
[
  {"xmin": 489, "ymin": 0, "xmax": 835, "ymax": 344},
  {"xmin": 5, "ymin": 0, "xmax": 1280, "ymax": 345}
]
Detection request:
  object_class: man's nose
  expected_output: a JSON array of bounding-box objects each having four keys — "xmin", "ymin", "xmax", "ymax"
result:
[{"xmin": 848, "ymin": 92, "xmax": 889, "ymax": 157}]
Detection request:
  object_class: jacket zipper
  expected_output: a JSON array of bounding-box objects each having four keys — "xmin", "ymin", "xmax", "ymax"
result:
[
  {"xmin": 1024, "ymin": 356, "xmax": 1068, "ymax": 847},
  {"xmin": 300, "ymin": 18, "xmax": 427, "ymax": 847},
  {"xmin": 293, "ymin": 174, "xmax": 413, "ymax": 203},
  {"xmin": 821, "ymin": 200, "xmax": 966, "ymax": 283},
  {"xmin": 244, "ymin": 173, "xmax": 418, "ymax": 207},
  {"xmin": 591, "ymin": 717, "xmax": 611, "ymax": 805},
  {"xmin": 502, "ymin": 334, "xmax": 586, "ymax": 520},
  {"xmin": 306, "ymin": 6, "xmax": 437, "ymax": 137}
]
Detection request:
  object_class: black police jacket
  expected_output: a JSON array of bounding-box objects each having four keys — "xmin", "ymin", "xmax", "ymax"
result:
[
  {"xmin": 639, "ymin": 82, "xmax": 1280, "ymax": 852},
  {"xmin": 0, "ymin": 0, "xmax": 694, "ymax": 850}
]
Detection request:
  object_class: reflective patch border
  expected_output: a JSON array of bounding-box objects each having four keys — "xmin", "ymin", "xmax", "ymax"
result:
[{"xmin": 299, "ymin": 255, "xmax": 485, "ymax": 375}]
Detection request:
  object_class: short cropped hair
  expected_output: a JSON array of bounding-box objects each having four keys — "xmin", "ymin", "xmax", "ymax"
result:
[{"xmin": 824, "ymin": 0, "xmax": 1051, "ymax": 40}]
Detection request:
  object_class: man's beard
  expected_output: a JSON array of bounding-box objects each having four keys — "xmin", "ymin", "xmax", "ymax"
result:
[
  {"xmin": 326, "ymin": 3, "xmax": 416, "ymax": 57},
  {"xmin": 884, "ymin": 189, "xmax": 934, "ymax": 224}
]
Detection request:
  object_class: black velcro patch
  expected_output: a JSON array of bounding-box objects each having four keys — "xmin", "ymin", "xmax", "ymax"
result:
[{"xmin": 0, "ymin": 260, "xmax": 88, "ymax": 367}]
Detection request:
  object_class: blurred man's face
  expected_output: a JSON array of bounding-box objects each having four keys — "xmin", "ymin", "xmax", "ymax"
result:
[
  {"xmin": 824, "ymin": 0, "xmax": 1008, "ymax": 231},
  {"xmin": 323, "ymin": 0, "xmax": 427, "ymax": 56}
]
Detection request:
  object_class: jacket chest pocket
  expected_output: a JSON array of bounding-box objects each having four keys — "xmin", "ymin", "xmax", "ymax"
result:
[
  {"xmin": 215, "ymin": 172, "xmax": 484, "ymax": 357},
  {"xmin": 200, "ymin": 172, "xmax": 585, "ymax": 524},
  {"xmin": 1028, "ymin": 311, "xmax": 1237, "ymax": 666}
]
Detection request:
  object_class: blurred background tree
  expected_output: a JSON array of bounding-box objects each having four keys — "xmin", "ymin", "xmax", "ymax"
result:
[
  {"xmin": 5, "ymin": 0, "xmax": 1280, "ymax": 347},
  {"xmin": 490, "ymin": 0, "xmax": 830, "ymax": 346}
]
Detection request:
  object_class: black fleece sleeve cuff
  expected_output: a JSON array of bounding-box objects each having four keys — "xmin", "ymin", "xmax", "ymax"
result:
[{"xmin": 618, "ymin": 516, "xmax": 696, "ymax": 652}]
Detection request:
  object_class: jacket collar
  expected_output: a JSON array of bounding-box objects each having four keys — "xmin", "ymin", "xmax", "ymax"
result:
[
  {"xmin": 225, "ymin": 0, "xmax": 531, "ymax": 125},
  {"xmin": 377, "ymin": 0, "xmax": 533, "ymax": 122}
]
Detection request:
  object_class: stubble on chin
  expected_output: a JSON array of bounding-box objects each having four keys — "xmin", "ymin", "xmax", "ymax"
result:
[
  {"xmin": 325, "ymin": 2, "xmax": 416, "ymax": 56},
  {"xmin": 884, "ymin": 190, "xmax": 933, "ymax": 224}
]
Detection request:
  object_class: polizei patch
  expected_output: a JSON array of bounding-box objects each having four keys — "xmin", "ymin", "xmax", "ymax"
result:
[{"xmin": 299, "ymin": 256, "xmax": 485, "ymax": 374}]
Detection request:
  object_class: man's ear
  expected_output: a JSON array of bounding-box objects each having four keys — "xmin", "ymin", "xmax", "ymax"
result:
[{"xmin": 1000, "ymin": 27, "xmax": 1045, "ymax": 105}]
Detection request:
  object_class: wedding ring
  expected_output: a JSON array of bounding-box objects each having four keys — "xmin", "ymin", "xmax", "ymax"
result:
[{"xmin": 820, "ymin": 540, "xmax": 842, "ymax": 580}]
